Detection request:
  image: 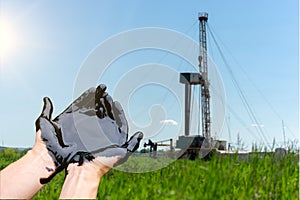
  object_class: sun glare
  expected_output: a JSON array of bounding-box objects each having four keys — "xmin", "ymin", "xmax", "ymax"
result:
[{"xmin": 0, "ymin": 19, "xmax": 18, "ymax": 62}]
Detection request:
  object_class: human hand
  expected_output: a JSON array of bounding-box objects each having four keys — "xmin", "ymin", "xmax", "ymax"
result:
[
  {"xmin": 36, "ymin": 84, "xmax": 143, "ymax": 183},
  {"xmin": 58, "ymin": 87, "xmax": 143, "ymax": 199},
  {"xmin": 35, "ymin": 97, "xmax": 78, "ymax": 184},
  {"xmin": 53, "ymin": 84, "xmax": 143, "ymax": 165}
]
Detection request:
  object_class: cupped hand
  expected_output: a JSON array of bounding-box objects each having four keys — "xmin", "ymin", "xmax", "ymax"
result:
[{"xmin": 36, "ymin": 84, "xmax": 143, "ymax": 183}]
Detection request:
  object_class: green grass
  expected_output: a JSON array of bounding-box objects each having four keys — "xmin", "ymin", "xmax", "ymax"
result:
[{"xmin": 1, "ymin": 149, "xmax": 299, "ymax": 200}]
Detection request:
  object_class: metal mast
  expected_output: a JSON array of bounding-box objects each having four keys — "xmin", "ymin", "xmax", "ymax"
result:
[
  {"xmin": 177, "ymin": 13, "xmax": 211, "ymax": 153},
  {"xmin": 198, "ymin": 12, "xmax": 211, "ymax": 144}
]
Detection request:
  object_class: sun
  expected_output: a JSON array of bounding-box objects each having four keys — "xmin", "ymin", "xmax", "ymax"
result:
[{"xmin": 0, "ymin": 19, "xmax": 18, "ymax": 62}]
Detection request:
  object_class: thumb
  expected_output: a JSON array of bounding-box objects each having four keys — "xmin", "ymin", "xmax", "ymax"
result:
[
  {"xmin": 113, "ymin": 132, "xmax": 143, "ymax": 167},
  {"xmin": 41, "ymin": 97, "xmax": 53, "ymax": 120},
  {"xmin": 36, "ymin": 97, "xmax": 53, "ymax": 132},
  {"xmin": 123, "ymin": 131, "xmax": 144, "ymax": 152}
]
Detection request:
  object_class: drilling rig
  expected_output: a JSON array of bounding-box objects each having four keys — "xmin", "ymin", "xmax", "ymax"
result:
[
  {"xmin": 176, "ymin": 12, "xmax": 212, "ymax": 158},
  {"xmin": 199, "ymin": 13, "xmax": 211, "ymax": 143}
]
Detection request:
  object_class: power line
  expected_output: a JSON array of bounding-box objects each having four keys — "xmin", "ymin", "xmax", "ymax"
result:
[
  {"xmin": 207, "ymin": 24, "xmax": 296, "ymax": 139},
  {"xmin": 207, "ymin": 24, "xmax": 271, "ymax": 148}
]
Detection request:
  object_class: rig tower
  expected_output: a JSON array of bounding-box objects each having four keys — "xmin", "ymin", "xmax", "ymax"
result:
[
  {"xmin": 177, "ymin": 12, "xmax": 211, "ymax": 152},
  {"xmin": 198, "ymin": 12, "xmax": 211, "ymax": 145}
]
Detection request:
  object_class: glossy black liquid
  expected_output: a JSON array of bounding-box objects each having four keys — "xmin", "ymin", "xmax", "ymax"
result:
[{"xmin": 36, "ymin": 84, "xmax": 143, "ymax": 184}]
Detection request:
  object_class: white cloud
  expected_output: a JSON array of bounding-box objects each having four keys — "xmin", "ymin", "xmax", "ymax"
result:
[
  {"xmin": 251, "ymin": 124, "xmax": 264, "ymax": 128},
  {"xmin": 160, "ymin": 119, "xmax": 178, "ymax": 126}
]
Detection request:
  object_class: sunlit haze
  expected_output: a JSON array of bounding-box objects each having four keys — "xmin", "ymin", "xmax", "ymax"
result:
[
  {"xmin": 0, "ymin": 18, "xmax": 18, "ymax": 62},
  {"xmin": 0, "ymin": 1, "xmax": 298, "ymax": 150}
]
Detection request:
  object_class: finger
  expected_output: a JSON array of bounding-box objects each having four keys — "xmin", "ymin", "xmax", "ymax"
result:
[
  {"xmin": 38, "ymin": 117, "xmax": 59, "ymax": 144},
  {"xmin": 74, "ymin": 87, "xmax": 96, "ymax": 109},
  {"xmin": 99, "ymin": 98, "xmax": 107, "ymax": 116},
  {"xmin": 104, "ymin": 95, "xmax": 114, "ymax": 120},
  {"xmin": 99, "ymin": 84, "xmax": 107, "ymax": 92},
  {"xmin": 96, "ymin": 107, "xmax": 105, "ymax": 119},
  {"xmin": 123, "ymin": 131, "xmax": 143, "ymax": 152},
  {"xmin": 38, "ymin": 117, "xmax": 77, "ymax": 163},
  {"xmin": 60, "ymin": 87, "xmax": 96, "ymax": 115},
  {"xmin": 95, "ymin": 98, "xmax": 107, "ymax": 119},
  {"xmin": 95, "ymin": 86, "xmax": 107, "ymax": 114},
  {"xmin": 41, "ymin": 97, "xmax": 53, "ymax": 120},
  {"xmin": 112, "ymin": 139, "xmax": 144, "ymax": 166},
  {"xmin": 112, "ymin": 101, "xmax": 128, "ymax": 134},
  {"xmin": 95, "ymin": 85, "xmax": 109, "ymax": 118},
  {"xmin": 96, "ymin": 84, "xmax": 107, "ymax": 100}
]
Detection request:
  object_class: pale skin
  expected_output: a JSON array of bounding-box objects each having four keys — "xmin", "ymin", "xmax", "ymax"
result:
[
  {"xmin": 0, "ymin": 130, "xmax": 118, "ymax": 199},
  {"xmin": 60, "ymin": 156, "xmax": 118, "ymax": 199}
]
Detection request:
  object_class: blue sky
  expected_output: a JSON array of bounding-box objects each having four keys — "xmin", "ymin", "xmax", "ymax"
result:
[{"xmin": 0, "ymin": 0, "xmax": 298, "ymax": 149}]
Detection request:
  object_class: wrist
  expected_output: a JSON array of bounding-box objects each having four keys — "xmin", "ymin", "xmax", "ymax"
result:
[
  {"xmin": 60, "ymin": 162, "xmax": 104, "ymax": 199},
  {"xmin": 92, "ymin": 157, "xmax": 118, "ymax": 176},
  {"xmin": 30, "ymin": 130, "xmax": 56, "ymax": 171},
  {"xmin": 66, "ymin": 156, "xmax": 119, "ymax": 177},
  {"xmin": 66, "ymin": 159, "xmax": 107, "ymax": 180}
]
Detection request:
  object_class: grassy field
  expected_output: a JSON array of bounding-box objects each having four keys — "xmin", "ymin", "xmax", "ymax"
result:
[{"xmin": 1, "ymin": 149, "xmax": 299, "ymax": 199}]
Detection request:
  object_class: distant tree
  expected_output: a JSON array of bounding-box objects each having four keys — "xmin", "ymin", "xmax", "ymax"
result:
[
  {"xmin": 236, "ymin": 132, "xmax": 247, "ymax": 151},
  {"xmin": 271, "ymin": 137, "xmax": 276, "ymax": 151},
  {"xmin": 3, "ymin": 148, "xmax": 17, "ymax": 158},
  {"xmin": 140, "ymin": 148, "xmax": 150, "ymax": 153},
  {"xmin": 286, "ymin": 139, "xmax": 299, "ymax": 153},
  {"xmin": 251, "ymin": 142, "xmax": 258, "ymax": 152}
]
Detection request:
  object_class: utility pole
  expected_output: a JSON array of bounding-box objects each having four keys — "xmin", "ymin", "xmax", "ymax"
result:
[
  {"xmin": 282, "ymin": 120, "xmax": 286, "ymax": 148},
  {"xmin": 227, "ymin": 115, "xmax": 232, "ymax": 150}
]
